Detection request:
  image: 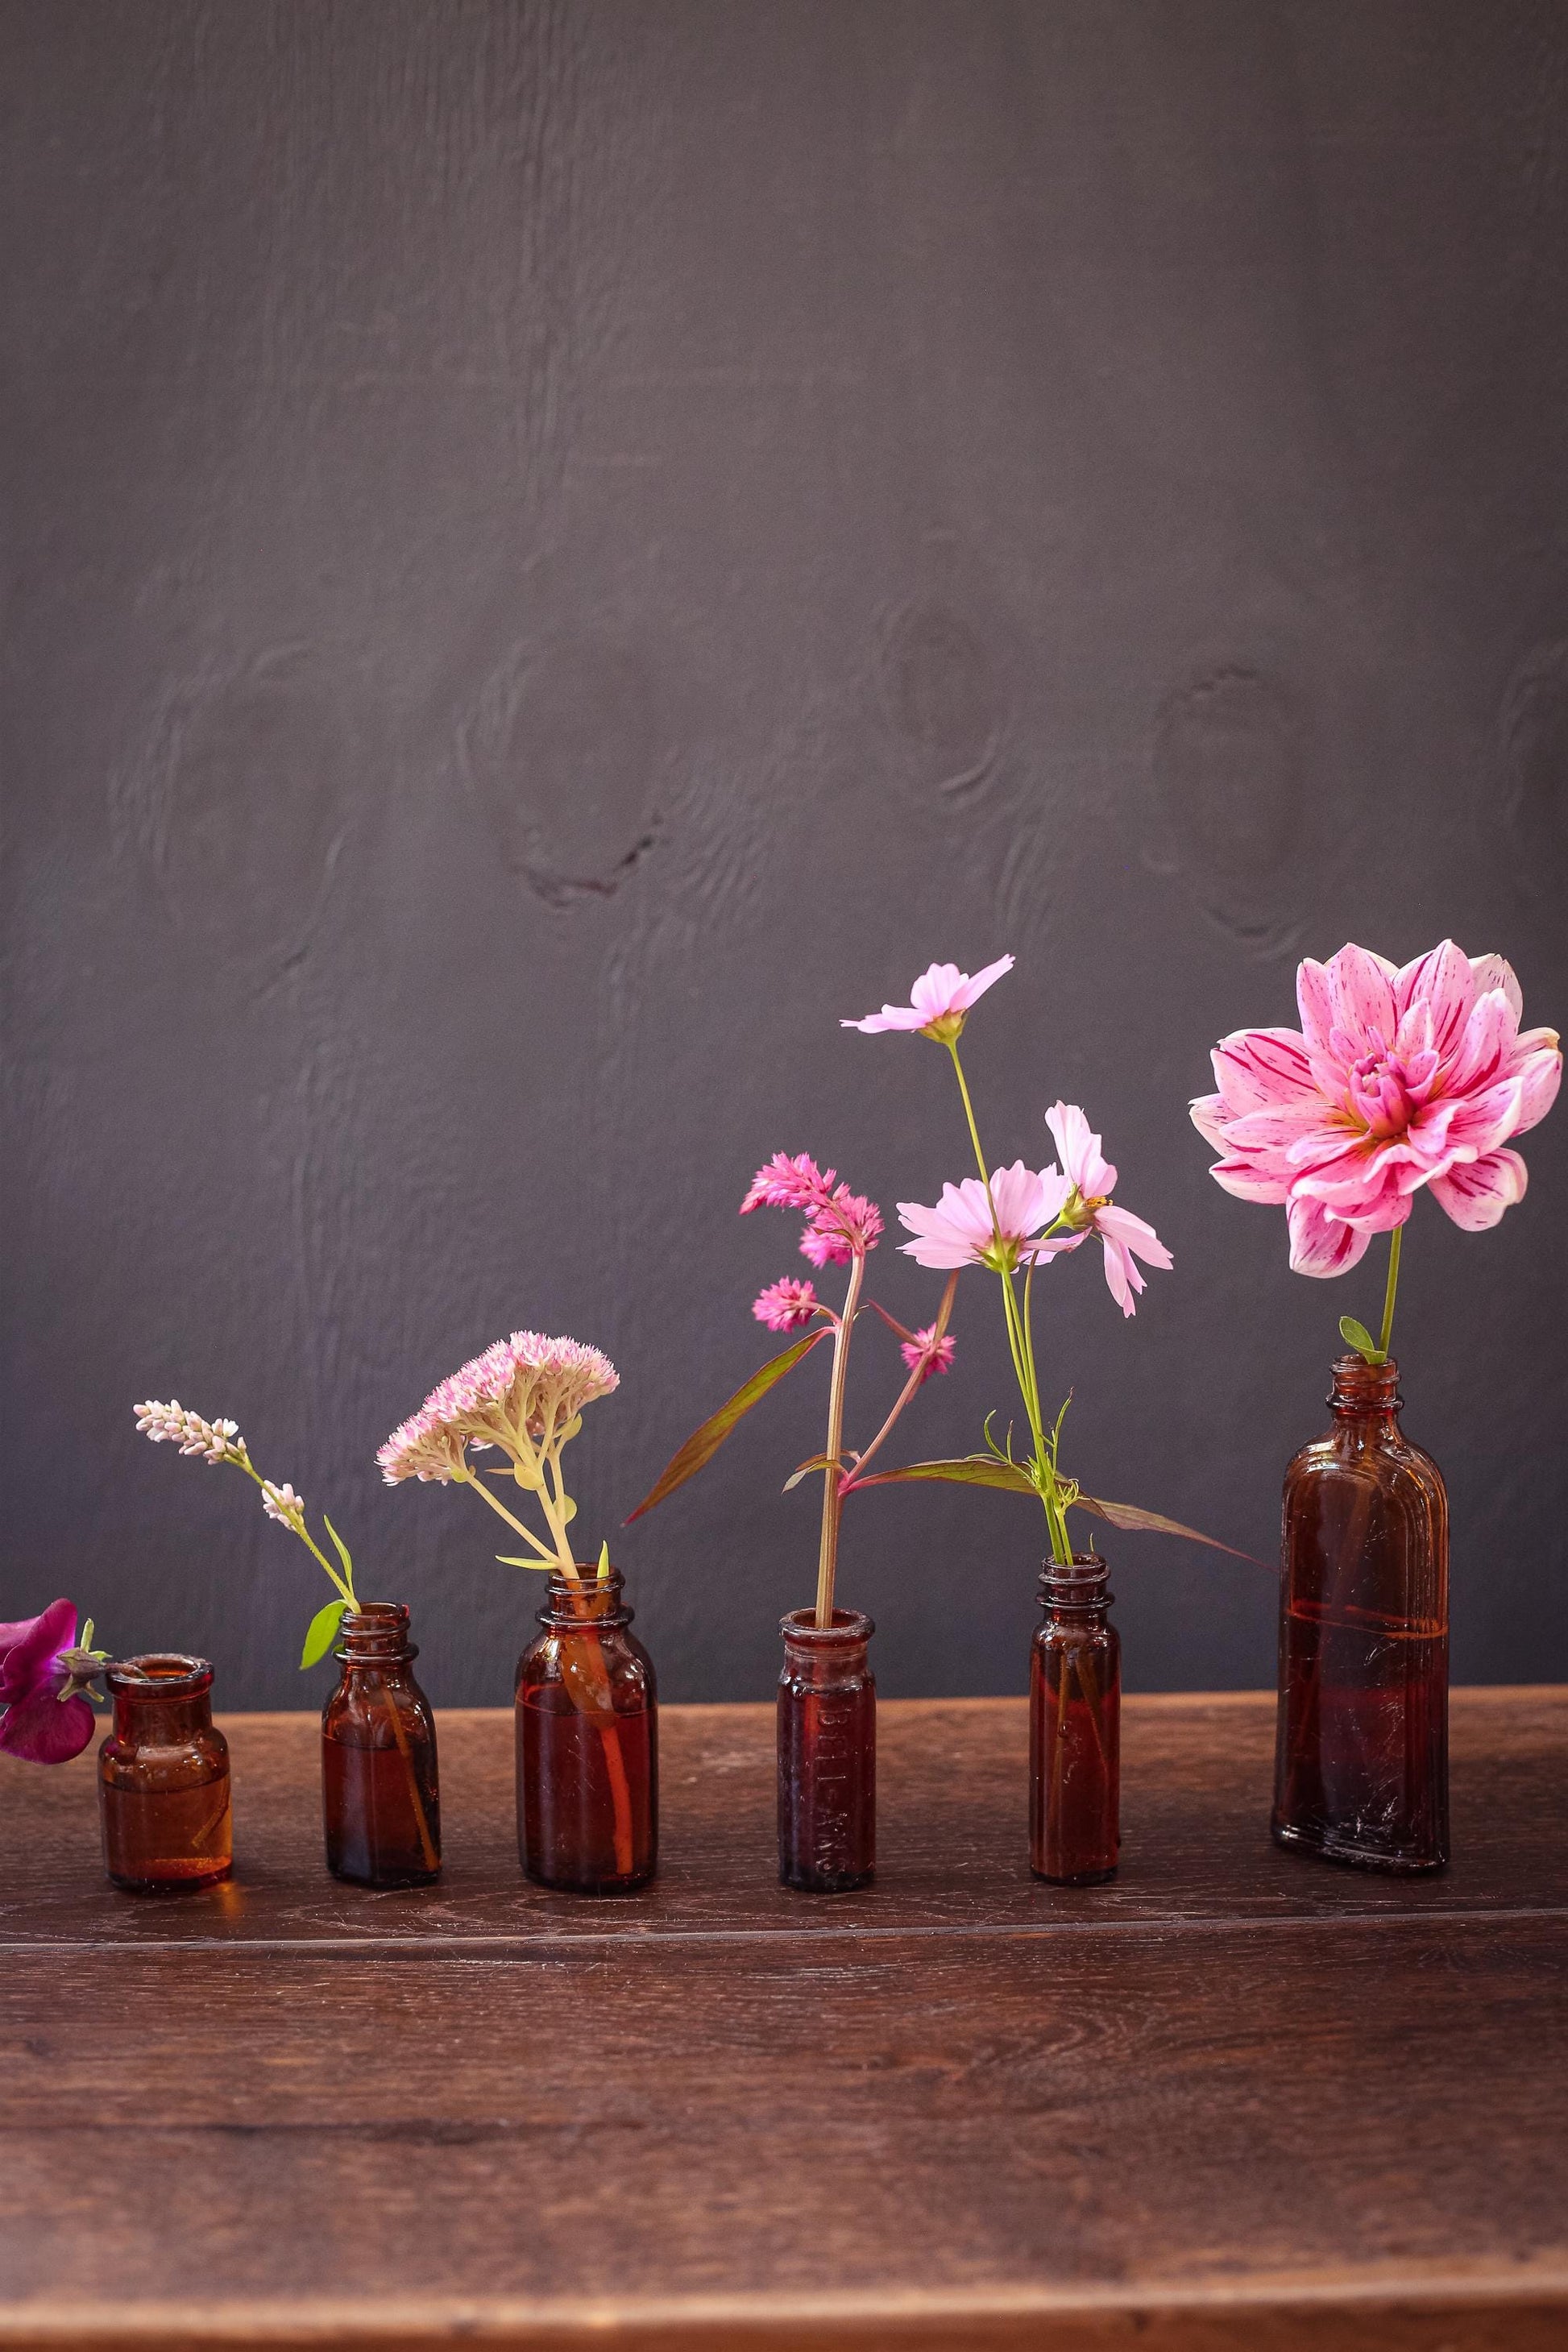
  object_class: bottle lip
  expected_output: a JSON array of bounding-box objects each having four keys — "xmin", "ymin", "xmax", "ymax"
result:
[
  {"xmin": 779, "ymin": 1607, "xmax": 875, "ymax": 1645},
  {"xmin": 1038, "ymin": 1553, "xmax": 1110, "ymax": 1601},
  {"xmin": 1329, "ymin": 1352, "xmax": 1401, "ymax": 1407},
  {"xmin": 339, "ymin": 1602, "xmax": 412, "ymax": 1629},
  {"xmin": 105, "ymin": 1652, "xmax": 213, "ymax": 1696},
  {"xmin": 545, "ymin": 1566, "xmax": 625, "ymax": 1593}
]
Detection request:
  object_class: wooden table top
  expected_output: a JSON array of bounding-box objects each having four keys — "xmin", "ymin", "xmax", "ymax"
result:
[{"xmin": 2, "ymin": 1690, "xmax": 1565, "ymax": 2352}]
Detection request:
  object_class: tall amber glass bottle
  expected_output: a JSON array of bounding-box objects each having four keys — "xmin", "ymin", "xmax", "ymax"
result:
[
  {"xmin": 1030, "ymin": 1555, "xmax": 1120, "ymax": 1885},
  {"xmin": 777, "ymin": 1609, "xmax": 875, "ymax": 1893},
  {"xmin": 516, "ymin": 1567, "xmax": 657, "ymax": 1894},
  {"xmin": 99, "ymin": 1655, "xmax": 232, "ymax": 1891},
  {"xmin": 1275, "ymin": 1354, "xmax": 1449, "ymax": 1872},
  {"xmin": 321, "ymin": 1603, "xmax": 440, "ymax": 1885}
]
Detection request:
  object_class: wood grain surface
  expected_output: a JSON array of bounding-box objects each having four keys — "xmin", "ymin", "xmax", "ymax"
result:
[{"xmin": 2, "ymin": 1693, "xmax": 1565, "ymax": 2351}]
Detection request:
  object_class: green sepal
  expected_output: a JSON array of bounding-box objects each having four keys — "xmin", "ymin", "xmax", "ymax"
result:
[
  {"xmin": 300, "ymin": 1599, "xmax": 346, "ymax": 1670},
  {"xmin": 624, "ymin": 1329, "xmax": 831, "ymax": 1521},
  {"xmin": 1338, "ymin": 1315, "xmax": 1384, "ymax": 1366}
]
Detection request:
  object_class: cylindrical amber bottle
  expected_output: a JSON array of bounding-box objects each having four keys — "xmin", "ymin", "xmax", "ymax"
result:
[
  {"xmin": 99, "ymin": 1654, "xmax": 232, "ymax": 1891},
  {"xmin": 321, "ymin": 1603, "xmax": 441, "ymax": 1885},
  {"xmin": 777, "ymin": 1608, "xmax": 875, "ymax": 1894},
  {"xmin": 515, "ymin": 1567, "xmax": 657, "ymax": 1894},
  {"xmin": 1030, "ymin": 1555, "xmax": 1120, "ymax": 1885},
  {"xmin": 1274, "ymin": 1353, "xmax": 1449, "ymax": 1872}
]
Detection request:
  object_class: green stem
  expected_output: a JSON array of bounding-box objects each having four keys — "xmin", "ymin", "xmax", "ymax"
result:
[
  {"xmin": 234, "ymin": 1457, "xmax": 356, "ymax": 1607},
  {"xmin": 815, "ymin": 1249, "xmax": 867, "ymax": 1628},
  {"xmin": 947, "ymin": 1038, "xmax": 993, "ymax": 1188},
  {"xmin": 1377, "ymin": 1223, "xmax": 1404, "ymax": 1362},
  {"xmin": 463, "ymin": 1467, "xmax": 558, "ymax": 1561}
]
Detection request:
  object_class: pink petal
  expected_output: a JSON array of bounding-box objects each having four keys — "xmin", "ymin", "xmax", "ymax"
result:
[
  {"xmin": 1467, "ymin": 953, "xmax": 1524, "ymax": 1023},
  {"xmin": 1094, "ymin": 1203, "xmax": 1172, "ymax": 1269},
  {"xmin": 1507, "ymin": 1038, "xmax": 1562, "ymax": 1135},
  {"xmin": 1429, "ymin": 1147, "xmax": 1529, "ymax": 1231},
  {"xmin": 1286, "ymin": 1197, "xmax": 1375, "ymax": 1277},
  {"xmin": 950, "ymin": 953, "xmax": 1015, "ymax": 1011},
  {"xmin": 1044, "ymin": 1103, "xmax": 1116, "ymax": 1197},
  {"xmin": 1325, "ymin": 944, "xmax": 1398, "ymax": 1056},
  {"xmin": 0, "ymin": 1690, "xmax": 96, "ymax": 1764},
  {"xmin": 1101, "ymin": 1236, "xmax": 1141, "ymax": 1317},
  {"xmin": 1209, "ymin": 1155, "xmax": 1294, "ymax": 1205},
  {"xmin": 1445, "ymin": 989, "xmax": 1520, "ymax": 1096},
  {"xmin": 1296, "ymin": 960, "xmax": 1336, "ymax": 1054},
  {"xmin": 910, "ymin": 963, "xmax": 965, "ymax": 1020},
  {"xmin": 1190, "ymin": 1093, "xmax": 1230, "ymax": 1151},
  {"xmin": 1210, "ymin": 1027, "xmax": 1319, "ymax": 1113},
  {"xmin": 1442, "ymin": 1076, "xmax": 1526, "ymax": 1161},
  {"xmin": 1393, "ymin": 940, "xmax": 1475, "ymax": 1056}
]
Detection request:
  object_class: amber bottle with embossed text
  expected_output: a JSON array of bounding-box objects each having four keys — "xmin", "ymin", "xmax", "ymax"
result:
[
  {"xmin": 99, "ymin": 1654, "xmax": 232, "ymax": 1891},
  {"xmin": 1031, "ymin": 1555, "xmax": 1120, "ymax": 1884},
  {"xmin": 778, "ymin": 1608, "xmax": 876, "ymax": 1893},
  {"xmin": 516, "ymin": 1567, "xmax": 657, "ymax": 1894},
  {"xmin": 1274, "ymin": 1354, "xmax": 1449, "ymax": 1872},
  {"xmin": 321, "ymin": 1603, "xmax": 441, "ymax": 1885}
]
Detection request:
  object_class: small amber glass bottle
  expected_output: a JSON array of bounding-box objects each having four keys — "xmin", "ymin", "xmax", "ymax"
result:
[
  {"xmin": 99, "ymin": 1654, "xmax": 232, "ymax": 1891},
  {"xmin": 321, "ymin": 1603, "xmax": 440, "ymax": 1886},
  {"xmin": 516, "ymin": 1567, "xmax": 657, "ymax": 1894},
  {"xmin": 1031, "ymin": 1555, "xmax": 1120, "ymax": 1885},
  {"xmin": 777, "ymin": 1608, "xmax": 875, "ymax": 1894},
  {"xmin": 1275, "ymin": 1353, "xmax": 1449, "ymax": 1872}
]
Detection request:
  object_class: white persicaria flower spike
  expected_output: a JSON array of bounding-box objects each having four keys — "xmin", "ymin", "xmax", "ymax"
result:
[
  {"xmin": 135, "ymin": 1400, "xmax": 247, "ymax": 1465},
  {"xmin": 261, "ymin": 1480, "xmax": 304, "ymax": 1524}
]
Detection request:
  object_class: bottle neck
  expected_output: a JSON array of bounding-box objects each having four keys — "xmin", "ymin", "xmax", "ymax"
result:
[
  {"xmin": 338, "ymin": 1603, "xmax": 417, "ymax": 1664},
  {"xmin": 541, "ymin": 1568, "xmax": 631, "ymax": 1631},
  {"xmin": 1327, "ymin": 1352, "xmax": 1402, "ymax": 1427},
  {"xmin": 106, "ymin": 1653, "xmax": 215, "ymax": 1742},
  {"xmin": 1038, "ymin": 1554, "xmax": 1111, "ymax": 1614},
  {"xmin": 779, "ymin": 1607, "xmax": 873, "ymax": 1682}
]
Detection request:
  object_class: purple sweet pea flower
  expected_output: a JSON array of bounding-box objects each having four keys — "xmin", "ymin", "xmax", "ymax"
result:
[{"xmin": 0, "ymin": 1600, "xmax": 98, "ymax": 1763}]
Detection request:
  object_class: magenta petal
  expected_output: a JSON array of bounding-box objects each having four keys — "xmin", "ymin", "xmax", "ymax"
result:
[
  {"xmin": 1395, "ymin": 940, "xmax": 1475, "ymax": 1056},
  {"xmin": 1429, "ymin": 1148, "xmax": 1529, "ymax": 1232},
  {"xmin": 1285, "ymin": 1197, "xmax": 1374, "ymax": 1277},
  {"xmin": 1325, "ymin": 944, "xmax": 1399, "ymax": 1057},
  {"xmin": 0, "ymin": 1599, "xmax": 78, "ymax": 1704},
  {"xmin": 0, "ymin": 1690, "xmax": 96, "ymax": 1764},
  {"xmin": 1212, "ymin": 1027, "xmax": 1318, "ymax": 1112}
]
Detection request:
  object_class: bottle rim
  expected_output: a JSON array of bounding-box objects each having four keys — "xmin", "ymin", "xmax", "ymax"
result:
[
  {"xmin": 105, "ymin": 1652, "xmax": 213, "ymax": 1697},
  {"xmin": 779, "ymin": 1606, "xmax": 875, "ymax": 1645}
]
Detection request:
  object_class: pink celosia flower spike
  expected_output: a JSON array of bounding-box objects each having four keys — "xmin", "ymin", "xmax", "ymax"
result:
[
  {"xmin": 1191, "ymin": 940, "xmax": 1562, "ymax": 1275},
  {"xmin": 753, "ymin": 1278, "xmax": 823, "ymax": 1332},
  {"xmin": 900, "ymin": 1325, "xmax": 957, "ymax": 1383},
  {"xmin": 843, "ymin": 956, "xmax": 1014, "ymax": 1043},
  {"xmin": 898, "ymin": 1161, "xmax": 1075, "ymax": 1272},
  {"xmin": 1043, "ymin": 1101, "xmax": 1173, "ymax": 1318},
  {"xmin": 740, "ymin": 1155, "xmax": 882, "ymax": 1264}
]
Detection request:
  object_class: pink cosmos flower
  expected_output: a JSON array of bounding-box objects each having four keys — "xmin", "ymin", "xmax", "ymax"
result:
[
  {"xmin": 740, "ymin": 1153, "xmax": 882, "ymax": 1263},
  {"xmin": 379, "ymin": 1331, "xmax": 620, "ymax": 1483},
  {"xmin": 1044, "ymin": 1101, "xmax": 1174, "ymax": 1319},
  {"xmin": 898, "ymin": 1160, "xmax": 1075, "ymax": 1272},
  {"xmin": 1191, "ymin": 941, "xmax": 1562, "ymax": 1276},
  {"xmin": 900, "ymin": 1325, "xmax": 957, "ymax": 1383},
  {"xmin": 753, "ymin": 1277, "xmax": 822, "ymax": 1332},
  {"xmin": 843, "ymin": 956, "xmax": 1014, "ymax": 1043},
  {"xmin": 0, "ymin": 1601, "xmax": 97, "ymax": 1765}
]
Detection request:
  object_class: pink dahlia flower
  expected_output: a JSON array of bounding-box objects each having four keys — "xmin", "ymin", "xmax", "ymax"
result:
[
  {"xmin": 0, "ymin": 1600, "xmax": 97, "ymax": 1765},
  {"xmin": 1192, "ymin": 941, "xmax": 1562, "ymax": 1276},
  {"xmin": 753, "ymin": 1277, "xmax": 821, "ymax": 1332},
  {"xmin": 1044, "ymin": 1101, "xmax": 1174, "ymax": 1319},
  {"xmin": 898, "ymin": 1160, "xmax": 1075, "ymax": 1273},
  {"xmin": 900, "ymin": 1324, "xmax": 957, "ymax": 1383},
  {"xmin": 842, "ymin": 956, "xmax": 1014, "ymax": 1043},
  {"xmin": 740, "ymin": 1152, "xmax": 882, "ymax": 1263},
  {"xmin": 379, "ymin": 1331, "xmax": 620, "ymax": 1483}
]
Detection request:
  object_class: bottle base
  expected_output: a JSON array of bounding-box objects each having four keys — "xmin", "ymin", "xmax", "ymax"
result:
[
  {"xmin": 1271, "ymin": 1817, "xmax": 1447, "ymax": 1874},
  {"xmin": 1031, "ymin": 1863, "xmax": 1117, "ymax": 1886},
  {"xmin": 523, "ymin": 1862, "xmax": 655, "ymax": 1896},
  {"xmin": 780, "ymin": 1865, "xmax": 873, "ymax": 1894},
  {"xmin": 107, "ymin": 1862, "xmax": 233, "ymax": 1894},
  {"xmin": 329, "ymin": 1859, "xmax": 442, "ymax": 1889}
]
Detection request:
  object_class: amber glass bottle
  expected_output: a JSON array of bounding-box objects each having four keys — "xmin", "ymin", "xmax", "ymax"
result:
[
  {"xmin": 1030, "ymin": 1555, "xmax": 1120, "ymax": 1885},
  {"xmin": 516, "ymin": 1567, "xmax": 657, "ymax": 1894},
  {"xmin": 99, "ymin": 1655, "xmax": 232, "ymax": 1891},
  {"xmin": 321, "ymin": 1603, "xmax": 440, "ymax": 1886},
  {"xmin": 1274, "ymin": 1354, "xmax": 1449, "ymax": 1873},
  {"xmin": 777, "ymin": 1608, "xmax": 875, "ymax": 1894}
]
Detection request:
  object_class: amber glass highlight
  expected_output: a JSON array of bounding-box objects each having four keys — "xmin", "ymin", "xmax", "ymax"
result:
[
  {"xmin": 516, "ymin": 1568, "xmax": 657, "ymax": 1894},
  {"xmin": 1031, "ymin": 1555, "xmax": 1119, "ymax": 1885},
  {"xmin": 321, "ymin": 1603, "xmax": 440, "ymax": 1885},
  {"xmin": 1275, "ymin": 1354, "xmax": 1449, "ymax": 1873},
  {"xmin": 99, "ymin": 1654, "xmax": 231, "ymax": 1891},
  {"xmin": 778, "ymin": 1608, "xmax": 874, "ymax": 1893}
]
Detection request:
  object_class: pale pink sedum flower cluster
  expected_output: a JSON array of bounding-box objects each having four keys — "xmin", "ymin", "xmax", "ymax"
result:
[
  {"xmin": 377, "ymin": 1332, "xmax": 620, "ymax": 1485},
  {"xmin": 740, "ymin": 1152, "xmax": 883, "ymax": 1265},
  {"xmin": 843, "ymin": 956, "xmax": 1014, "ymax": 1043},
  {"xmin": 1191, "ymin": 940, "xmax": 1562, "ymax": 1276}
]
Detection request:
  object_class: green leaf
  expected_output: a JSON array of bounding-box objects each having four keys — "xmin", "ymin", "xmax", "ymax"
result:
[
  {"xmin": 848, "ymin": 1454, "xmax": 1039, "ymax": 1496},
  {"xmin": 496, "ymin": 1553, "xmax": 555, "ymax": 1572},
  {"xmin": 321, "ymin": 1512, "xmax": 355, "ymax": 1592},
  {"xmin": 624, "ymin": 1329, "xmax": 831, "ymax": 1521},
  {"xmin": 782, "ymin": 1454, "xmax": 836, "ymax": 1493},
  {"xmin": 300, "ymin": 1599, "xmax": 346, "ymax": 1670},
  {"xmin": 1073, "ymin": 1495, "xmax": 1268, "ymax": 1566},
  {"xmin": 1338, "ymin": 1315, "xmax": 1383, "ymax": 1366},
  {"xmin": 596, "ymin": 1539, "xmax": 611, "ymax": 1585}
]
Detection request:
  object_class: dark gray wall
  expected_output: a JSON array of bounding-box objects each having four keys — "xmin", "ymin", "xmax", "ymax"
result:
[{"xmin": 3, "ymin": 0, "xmax": 1566, "ymax": 1710}]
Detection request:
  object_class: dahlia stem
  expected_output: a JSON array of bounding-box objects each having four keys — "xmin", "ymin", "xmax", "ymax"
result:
[
  {"xmin": 815, "ymin": 1249, "xmax": 866, "ymax": 1628},
  {"xmin": 1377, "ymin": 1225, "xmax": 1404, "ymax": 1363}
]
